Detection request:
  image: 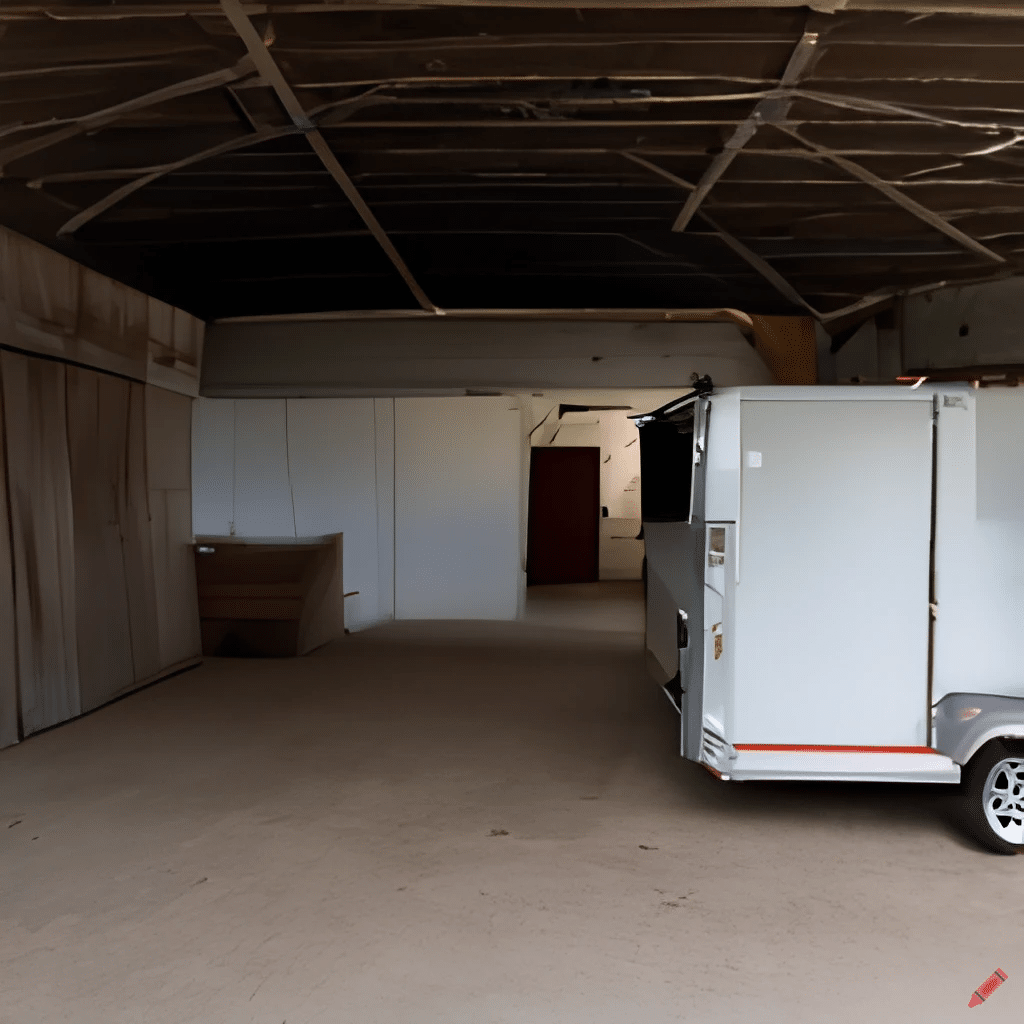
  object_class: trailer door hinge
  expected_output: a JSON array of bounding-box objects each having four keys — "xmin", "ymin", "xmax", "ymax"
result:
[{"xmin": 929, "ymin": 602, "xmax": 939, "ymax": 619}]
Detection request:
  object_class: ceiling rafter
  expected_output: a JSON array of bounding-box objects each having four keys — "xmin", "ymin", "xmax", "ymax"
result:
[
  {"xmin": 1, "ymin": 4, "xmax": 1023, "ymax": 319},
  {"xmin": 774, "ymin": 123, "xmax": 1008, "ymax": 264},
  {"xmin": 216, "ymin": 0, "xmax": 438, "ymax": 312},
  {"xmin": 621, "ymin": 151, "xmax": 822, "ymax": 318},
  {"xmin": 671, "ymin": 26, "xmax": 822, "ymax": 233},
  {"xmin": 0, "ymin": 56, "xmax": 255, "ymax": 169},
  {"xmin": 47, "ymin": 87, "xmax": 386, "ymax": 227},
  {"xmin": 3, "ymin": 1, "xmax": 1024, "ymax": 17}
]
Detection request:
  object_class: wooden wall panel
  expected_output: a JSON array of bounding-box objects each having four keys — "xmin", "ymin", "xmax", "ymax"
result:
[
  {"xmin": 146, "ymin": 385, "xmax": 200, "ymax": 670},
  {"xmin": 122, "ymin": 382, "xmax": 161, "ymax": 683},
  {"xmin": 65, "ymin": 366, "xmax": 136, "ymax": 713},
  {"xmin": 149, "ymin": 489, "xmax": 201, "ymax": 669},
  {"xmin": 6, "ymin": 231, "xmax": 79, "ymax": 335},
  {"xmin": 78, "ymin": 268, "xmax": 149, "ymax": 380},
  {"xmin": 0, "ymin": 351, "xmax": 80, "ymax": 735},
  {"xmin": 0, "ymin": 226, "xmax": 203, "ymax": 397},
  {"xmin": 146, "ymin": 385, "xmax": 192, "ymax": 492},
  {"xmin": 0, "ymin": 360, "xmax": 19, "ymax": 749}
]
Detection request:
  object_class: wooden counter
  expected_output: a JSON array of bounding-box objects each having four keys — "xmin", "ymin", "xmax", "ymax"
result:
[{"xmin": 193, "ymin": 534, "xmax": 343, "ymax": 657}]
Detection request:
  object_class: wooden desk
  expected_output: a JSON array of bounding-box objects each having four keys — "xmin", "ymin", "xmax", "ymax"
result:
[{"xmin": 193, "ymin": 534, "xmax": 343, "ymax": 657}]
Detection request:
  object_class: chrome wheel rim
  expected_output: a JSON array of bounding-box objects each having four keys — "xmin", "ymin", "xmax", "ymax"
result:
[{"xmin": 983, "ymin": 756, "xmax": 1024, "ymax": 846}]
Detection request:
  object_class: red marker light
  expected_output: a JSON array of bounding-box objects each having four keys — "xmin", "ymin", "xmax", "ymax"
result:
[{"xmin": 969, "ymin": 968, "xmax": 1008, "ymax": 1007}]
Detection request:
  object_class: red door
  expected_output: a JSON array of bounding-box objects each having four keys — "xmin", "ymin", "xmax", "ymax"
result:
[{"xmin": 527, "ymin": 446, "xmax": 600, "ymax": 585}]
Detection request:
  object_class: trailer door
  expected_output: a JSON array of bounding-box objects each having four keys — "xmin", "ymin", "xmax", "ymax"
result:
[{"xmin": 735, "ymin": 398, "xmax": 933, "ymax": 747}]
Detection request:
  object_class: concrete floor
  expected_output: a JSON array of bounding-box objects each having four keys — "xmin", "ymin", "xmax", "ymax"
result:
[{"xmin": 1, "ymin": 583, "xmax": 1021, "ymax": 1024}]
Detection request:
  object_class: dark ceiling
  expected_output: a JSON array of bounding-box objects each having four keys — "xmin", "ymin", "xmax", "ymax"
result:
[{"xmin": 3, "ymin": 1, "xmax": 1024, "ymax": 322}]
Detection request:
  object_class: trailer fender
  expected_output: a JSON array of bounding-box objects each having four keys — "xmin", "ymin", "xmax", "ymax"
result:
[{"xmin": 933, "ymin": 693, "xmax": 1024, "ymax": 766}]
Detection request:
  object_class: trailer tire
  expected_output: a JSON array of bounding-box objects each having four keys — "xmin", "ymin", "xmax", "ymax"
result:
[{"xmin": 956, "ymin": 738, "xmax": 1024, "ymax": 855}]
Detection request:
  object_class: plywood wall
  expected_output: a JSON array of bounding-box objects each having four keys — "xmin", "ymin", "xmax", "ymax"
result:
[
  {"xmin": 146, "ymin": 385, "xmax": 201, "ymax": 671},
  {"xmin": 0, "ymin": 362, "xmax": 19, "ymax": 749},
  {"xmin": 65, "ymin": 367, "xmax": 136, "ymax": 713},
  {"xmin": 0, "ymin": 229, "xmax": 203, "ymax": 749},
  {"xmin": 0, "ymin": 357, "xmax": 200, "ymax": 746},
  {"xmin": 0, "ymin": 225, "xmax": 204, "ymax": 397},
  {"xmin": 1, "ymin": 352, "xmax": 81, "ymax": 735}
]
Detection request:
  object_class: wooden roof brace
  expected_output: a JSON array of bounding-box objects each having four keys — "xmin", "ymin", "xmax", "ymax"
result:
[
  {"xmin": 0, "ymin": 57, "xmax": 255, "ymax": 170},
  {"xmin": 773, "ymin": 123, "xmax": 1007, "ymax": 265},
  {"xmin": 217, "ymin": 0, "xmax": 440, "ymax": 314},
  {"xmin": 671, "ymin": 27, "xmax": 822, "ymax": 233},
  {"xmin": 622, "ymin": 152, "xmax": 822, "ymax": 320}
]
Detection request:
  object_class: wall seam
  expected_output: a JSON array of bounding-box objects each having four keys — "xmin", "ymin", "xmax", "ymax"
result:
[{"xmin": 284, "ymin": 399, "xmax": 298, "ymax": 538}]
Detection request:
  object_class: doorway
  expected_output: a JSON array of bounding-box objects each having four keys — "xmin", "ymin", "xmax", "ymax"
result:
[{"xmin": 527, "ymin": 446, "xmax": 600, "ymax": 585}]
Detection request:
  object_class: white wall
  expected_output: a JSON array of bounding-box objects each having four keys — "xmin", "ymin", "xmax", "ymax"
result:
[
  {"xmin": 286, "ymin": 400, "xmax": 383, "ymax": 630},
  {"xmin": 192, "ymin": 397, "xmax": 388, "ymax": 630},
  {"xmin": 192, "ymin": 320, "xmax": 777, "ymax": 614},
  {"xmin": 904, "ymin": 276, "xmax": 1024, "ymax": 371},
  {"xmin": 394, "ymin": 397, "xmax": 522, "ymax": 620},
  {"xmin": 192, "ymin": 395, "xmax": 524, "ymax": 627}
]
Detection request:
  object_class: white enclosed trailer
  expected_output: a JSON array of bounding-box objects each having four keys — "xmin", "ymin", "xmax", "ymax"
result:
[{"xmin": 635, "ymin": 382, "xmax": 1024, "ymax": 853}]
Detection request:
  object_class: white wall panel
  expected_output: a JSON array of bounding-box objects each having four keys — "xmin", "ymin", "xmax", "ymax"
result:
[
  {"xmin": 232, "ymin": 399, "xmax": 296, "ymax": 538},
  {"xmin": 287, "ymin": 399, "xmax": 379, "ymax": 630},
  {"xmin": 374, "ymin": 398, "xmax": 396, "ymax": 623},
  {"xmin": 395, "ymin": 397, "xmax": 521, "ymax": 620},
  {"xmin": 192, "ymin": 398, "xmax": 235, "ymax": 536},
  {"xmin": 904, "ymin": 276, "xmax": 1024, "ymax": 370},
  {"xmin": 976, "ymin": 389, "xmax": 1024, "ymax": 522}
]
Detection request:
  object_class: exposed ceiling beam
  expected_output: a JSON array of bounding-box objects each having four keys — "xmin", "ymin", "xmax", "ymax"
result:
[
  {"xmin": 621, "ymin": 152, "xmax": 822, "ymax": 318},
  {"xmin": 795, "ymin": 87, "xmax": 1024, "ymax": 133},
  {"xmin": 212, "ymin": 306, "xmax": 756, "ymax": 327},
  {"xmin": 5, "ymin": 2, "xmax": 1024, "ymax": 17},
  {"xmin": 774, "ymin": 123, "xmax": 1009, "ymax": 264},
  {"xmin": 217, "ymin": 0, "xmax": 438, "ymax": 312},
  {"xmin": 817, "ymin": 265, "xmax": 1015, "ymax": 325},
  {"xmin": 0, "ymin": 58, "xmax": 255, "ymax": 170},
  {"xmin": 54, "ymin": 127, "xmax": 301, "ymax": 236},
  {"xmin": 671, "ymin": 28, "xmax": 822, "ymax": 233},
  {"xmin": 29, "ymin": 88, "xmax": 387, "ymax": 192}
]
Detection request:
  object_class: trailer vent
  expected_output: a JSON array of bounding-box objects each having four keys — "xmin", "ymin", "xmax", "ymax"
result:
[{"xmin": 702, "ymin": 726, "xmax": 728, "ymax": 764}]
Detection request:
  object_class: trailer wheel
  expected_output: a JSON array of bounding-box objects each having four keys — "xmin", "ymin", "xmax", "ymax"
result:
[{"xmin": 957, "ymin": 739, "xmax": 1024, "ymax": 855}]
